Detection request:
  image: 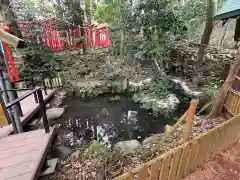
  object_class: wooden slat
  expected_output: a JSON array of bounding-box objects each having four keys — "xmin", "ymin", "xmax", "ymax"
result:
[
  {"xmin": 194, "ymin": 133, "xmax": 207, "ymax": 168},
  {"xmin": 184, "ymin": 139, "xmax": 198, "ymax": 176},
  {"xmin": 228, "ymin": 91, "xmax": 234, "ymax": 112},
  {"xmin": 232, "ymin": 95, "xmax": 239, "ymax": 115},
  {"xmin": 149, "ymin": 159, "xmax": 161, "ymax": 180},
  {"xmin": 168, "ymin": 147, "xmax": 182, "ymax": 180},
  {"xmin": 176, "ymin": 142, "xmax": 191, "ymax": 180},
  {"xmin": 159, "ymin": 154, "xmax": 172, "ymax": 180},
  {"xmin": 207, "ymin": 129, "xmax": 218, "ymax": 159},
  {"xmin": 235, "ymin": 97, "xmax": 240, "ymax": 115},
  {"xmin": 137, "ymin": 165, "xmax": 148, "ymax": 180}
]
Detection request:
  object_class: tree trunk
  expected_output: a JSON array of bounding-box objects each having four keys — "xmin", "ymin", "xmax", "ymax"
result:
[
  {"xmin": 209, "ymin": 49, "xmax": 240, "ymax": 118},
  {"xmin": 120, "ymin": 29, "xmax": 124, "ymax": 61},
  {"xmin": 72, "ymin": 1, "xmax": 86, "ymax": 54},
  {"xmin": 193, "ymin": 0, "xmax": 218, "ymax": 86}
]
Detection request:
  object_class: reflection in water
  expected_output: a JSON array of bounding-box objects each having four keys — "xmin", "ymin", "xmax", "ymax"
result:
[{"xmin": 56, "ymin": 94, "xmax": 167, "ymax": 147}]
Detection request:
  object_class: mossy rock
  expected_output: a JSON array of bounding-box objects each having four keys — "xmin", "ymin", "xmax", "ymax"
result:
[{"xmin": 87, "ymin": 140, "xmax": 107, "ymax": 154}]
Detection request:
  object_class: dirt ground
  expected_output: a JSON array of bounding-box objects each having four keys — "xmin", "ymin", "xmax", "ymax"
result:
[{"xmin": 185, "ymin": 140, "xmax": 240, "ymax": 180}]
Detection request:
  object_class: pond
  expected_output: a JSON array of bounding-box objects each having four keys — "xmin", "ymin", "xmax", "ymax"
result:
[{"xmin": 54, "ymin": 93, "xmax": 182, "ymax": 148}]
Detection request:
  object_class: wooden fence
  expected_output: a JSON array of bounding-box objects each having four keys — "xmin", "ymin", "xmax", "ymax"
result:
[
  {"xmin": 44, "ymin": 75, "xmax": 63, "ymax": 89},
  {"xmin": 115, "ymin": 113, "xmax": 240, "ymax": 180},
  {"xmin": 115, "ymin": 87, "xmax": 240, "ymax": 180}
]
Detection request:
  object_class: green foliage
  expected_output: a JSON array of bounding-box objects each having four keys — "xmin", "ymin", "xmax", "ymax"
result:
[
  {"xmin": 20, "ymin": 42, "xmax": 61, "ymax": 78},
  {"xmin": 134, "ymin": 76, "xmax": 174, "ymax": 98},
  {"xmin": 132, "ymin": 76, "xmax": 175, "ymax": 117},
  {"xmin": 108, "ymin": 0, "xmax": 188, "ymax": 71},
  {"xmin": 87, "ymin": 140, "xmax": 108, "ymax": 154},
  {"xmin": 94, "ymin": 0, "xmax": 126, "ymax": 24},
  {"xmin": 203, "ymin": 79, "xmax": 223, "ymax": 98}
]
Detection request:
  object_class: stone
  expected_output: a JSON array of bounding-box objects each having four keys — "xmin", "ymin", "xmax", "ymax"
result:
[
  {"xmin": 142, "ymin": 134, "xmax": 163, "ymax": 145},
  {"xmin": 108, "ymin": 95, "xmax": 120, "ymax": 101},
  {"xmin": 53, "ymin": 145, "xmax": 72, "ymax": 160},
  {"xmin": 40, "ymin": 158, "xmax": 58, "ymax": 176},
  {"xmin": 114, "ymin": 140, "xmax": 141, "ymax": 151},
  {"xmin": 46, "ymin": 108, "xmax": 64, "ymax": 121},
  {"xmin": 134, "ymin": 93, "xmax": 180, "ymax": 111},
  {"xmin": 129, "ymin": 78, "xmax": 152, "ymax": 88},
  {"xmin": 112, "ymin": 76, "xmax": 128, "ymax": 93},
  {"xmin": 87, "ymin": 140, "xmax": 107, "ymax": 154},
  {"xmin": 173, "ymin": 79, "xmax": 203, "ymax": 98}
]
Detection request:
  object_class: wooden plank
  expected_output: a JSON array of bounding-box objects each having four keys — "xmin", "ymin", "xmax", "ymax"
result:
[
  {"xmin": 184, "ymin": 139, "xmax": 198, "ymax": 177},
  {"xmin": 176, "ymin": 142, "xmax": 191, "ymax": 180},
  {"xmin": 0, "ymin": 128, "xmax": 55, "ymax": 180},
  {"xmin": 207, "ymin": 129, "xmax": 218, "ymax": 159},
  {"xmin": 233, "ymin": 95, "xmax": 239, "ymax": 115},
  {"xmin": 149, "ymin": 159, "xmax": 161, "ymax": 180},
  {"xmin": 159, "ymin": 154, "xmax": 172, "ymax": 180},
  {"xmin": 138, "ymin": 165, "xmax": 149, "ymax": 180},
  {"xmin": 168, "ymin": 147, "xmax": 182, "ymax": 180}
]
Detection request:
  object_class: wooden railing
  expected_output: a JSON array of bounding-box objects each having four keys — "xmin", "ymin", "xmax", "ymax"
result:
[
  {"xmin": 0, "ymin": 88, "xmax": 50, "ymax": 134},
  {"xmin": 115, "ymin": 111, "xmax": 240, "ymax": 180}
]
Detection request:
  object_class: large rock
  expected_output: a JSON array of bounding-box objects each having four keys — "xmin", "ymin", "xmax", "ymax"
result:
[
  {"xmin": 114, "ymin": 140, "xmax": 140, "ymax": 151},
  {"xmin": 129, "ymin": 78, "xmax": 152, "ymax": 88},
  {"xmin": 133, "ymin": 93, "xmax": 180, "ymax": 111},
  {"xmin": 46, "ymin": 108, "xmax": 64, "ymax": 121},
  {"xmin": 40, "ymin": 108, "xmax": 64, "ymax": 126},
  {"xmin": 142, "ymin": 134, "xmax": 163, "ymax": 145},
  {"xmin": 87, "ymin": 140, "xmax": 107, "ymax": 154},
  {"xmin": 112, "ymin": 76, "xmax": 128, "ymax": 93},
  {"xmin": 173, "ymin": 79, "xmax": 203, "ymax": 99},
  {"xmin": 53, "ymin": 145, "xmax": 72, "ymax": 160}
]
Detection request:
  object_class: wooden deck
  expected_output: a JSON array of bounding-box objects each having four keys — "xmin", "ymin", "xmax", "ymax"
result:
[
  {"xmin": 0, "ymin": 127, "xmax": 55, "ymax": 180},
  {"xmin": 0, "ymin": 89, "xmax": 55, "ymax": 139}
]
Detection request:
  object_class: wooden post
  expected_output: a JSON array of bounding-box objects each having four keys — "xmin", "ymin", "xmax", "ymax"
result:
[
  {"xmin": 41, "ymin": 74, "xmax": 47, "ymax": 95},
  {"xmin": 11, "ymin": 82, "xmax": 23, "ymax": 116},
  {"xmin": 36, "ymin": 89, "xmax": 50, "ymax": 133},
  {"xmin": 13, "ymin": 104, "xmax": 23, "ymax": 133},
  {"xmin": 183, "ymin": 99, "xmax": 199, "ymax": 142}
]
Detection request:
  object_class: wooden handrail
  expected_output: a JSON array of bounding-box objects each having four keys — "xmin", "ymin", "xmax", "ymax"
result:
[
  {"xmin": 3, "ymin": 88, "xmax": 49, "ymax": 134},
  {"xmin": 6, "ymin": 88, "xmax": 40, "ymax": 108}
]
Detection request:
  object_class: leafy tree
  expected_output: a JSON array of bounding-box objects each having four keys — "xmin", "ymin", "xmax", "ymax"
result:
[
  {"xmin": 116, "ymin": 0, "xmax": 187, "ymax": 74},
  {"xmin": 94, "ymin": 0, "xmax": 127, "ymax": 24}
]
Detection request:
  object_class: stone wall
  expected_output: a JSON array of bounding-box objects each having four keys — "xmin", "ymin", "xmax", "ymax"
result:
[{"xmin": 167, "ymin": 41, "xmax": 234, "ymax": 83}]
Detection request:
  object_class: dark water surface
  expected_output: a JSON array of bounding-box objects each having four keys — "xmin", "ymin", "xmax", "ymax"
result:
[{"xmin": 55, "ymin": 93, "xmax": 172, "ymax": 147}]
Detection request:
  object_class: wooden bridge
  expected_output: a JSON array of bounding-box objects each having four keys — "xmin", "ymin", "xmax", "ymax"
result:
[{"xmin": 0, "ymin": 76, "xmax": 62, "ymax": 180}]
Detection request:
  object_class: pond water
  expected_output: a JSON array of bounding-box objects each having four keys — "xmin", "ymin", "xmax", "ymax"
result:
[{"xmin": 55, "ymin": 93, "xmax": 176, "ymax": 147}]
